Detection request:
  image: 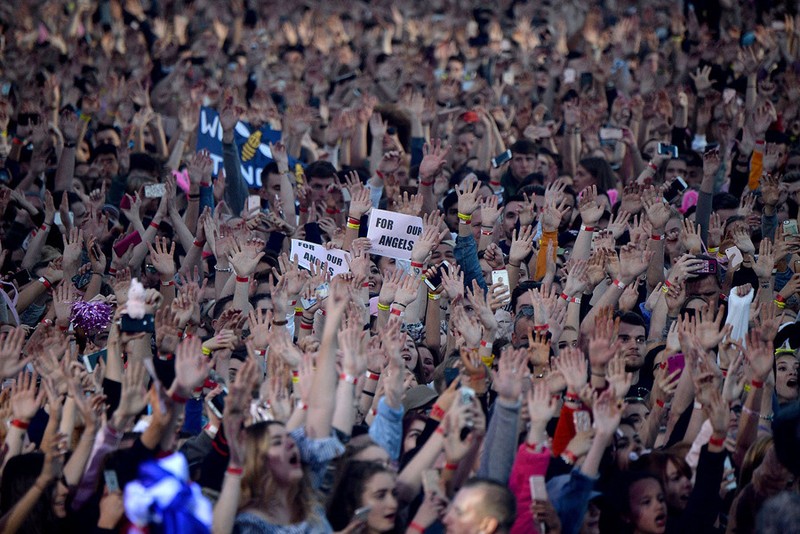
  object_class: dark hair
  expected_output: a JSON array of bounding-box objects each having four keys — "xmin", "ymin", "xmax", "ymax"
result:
[
  {"xmin": 305, "ymin": 161, "xmax": 337, "ymax": 180},
  {"xmin": 0, "ymin": 453, "xmax": 59, "ymax": 533},
  {"xmin": 460, "ymin": 479, "xmax": 517, "ymax": 533},
  {"xmin": 326, "ymin": 461, "xmax": 394, "ymax": 531},
  {"xmin": 607, "ymin": 471, "xmax": 664, "ymax": 534},
  {"xmin": 615, "ymin": 311, "xmax": 645, "ymax": 329},
  {"xmin": 712, "ymin": 193, "xmax": 739, "ymax": 211},
  {"xmin": 578, "ymin": 157, "xmax": 617, "ymax": 193},
  {"xmin": 510, "ymin": 139, "xmax": 537, "ymax": 156},
  {"xmin": 90, "ymin": 143, "xmax": 117, "ymax": 163},
  {"xmin": 511, "ymin": 280, "xmax": 540, "ymax": 312},
  {"xmin": 631, "ymin": 451, "xmax": 691, "ymax": 511}
]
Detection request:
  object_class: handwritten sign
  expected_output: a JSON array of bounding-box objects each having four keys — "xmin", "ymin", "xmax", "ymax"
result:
[
  {"xmin": 195, "ymin": 106, "xmax": 283, "ymax": 187},
  {"xmin": 290, "ymin": 239, "xmax": 351, "ymax": 277},
  {"xmin": 366, "ymin": 208, "xmax": 423, "ymax": 260}
]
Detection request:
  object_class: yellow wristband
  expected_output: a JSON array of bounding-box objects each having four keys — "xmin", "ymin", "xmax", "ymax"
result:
[
  {"xmin": 202, "ymin": 346, "xmax": 212, "ymax": 356},
  {"xmin": 428, "ymin": 292, "xmax": 441, "ymax": 301},
  {"xmin": 377, "ymin": 302, "xmax": 391, "ymax": 311},
  {"xmin": 457, "ymin": 212, "xmax": 472, "ymax": 221}
]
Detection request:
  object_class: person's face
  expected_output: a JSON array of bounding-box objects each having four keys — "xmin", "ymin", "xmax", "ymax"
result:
[
  {"xmin": 455, "ymin": 133, "xmax": 477, "ymax": 161},
  {"xmin": 430, "ymin": 243, "xmax": 456, "ymax": 266},
  {"xmin": 403, "ymin": 418, "xmax": 426, "ymax": 454},
  {"xmin": 361, "ymin": 472, "xmax": 398, "ymax": 533},
  {"xmin": 557, "ymin": 328, "xmax": 579, "ymax": 351},
  {"xmin": 623, "ymin": 402, "xmax": 649, "ymax": 433},
  {"xmin": 417, "ymin": 347, "xmax": 435, "ymax": 384},
  {"xmin": 308, "ymin": 176, "xmax": 334, "ymax": 203},
  {"xmin": 536, "ymin": 154, "xmax": 555, "ymax": 178},
  {"xmin": 52, "ymin": 481, "xmax": 69, "ymax": 518},
  {"xmin": 626, "ymin": 478, "xmax": 667, "ymax": 534},
  {"xmin": 369, "ymin": 262, "xmax": 383, "ymax": 294},
  {"xmin": 617, "ymin": 322, "xmax": 646, "ymax": 371},
  {"xmin": 502, "ymin": 201, "xmax": 521, "ymax": 237},
  {"xmin": 579, "ymin": 502, "xmax": 601, "ymax": 534},
  {"xmin": 510, "ymin": 152, "xmax": 536, "ymax": 181},
  {"xmin": 614, "ymin": 424, "xmax": 643, "ymax": 470},
  {"xmin": 574, "ymin": 165, "xmax": 594, "ymax": 192},
  {"xmin": 664, "ymin": 217, "xmax": 682, "ymax": 258},
  {"xmin": 94, "ymin": 153, "xmax": 119, "ymax": 178},
  {"xmin": 261, "ymin": 172, "xmax": 282, "ymax": 201},
  {"xmin": 685, "ymin": 164, "xmax": 703, "ymax": 188},
  {"xmin": 95, "ymin": 129, "xmax": 121, "ymax": 147},
  {"xmin": 445, "ymin": 205, "xmax": 459, "ymax": 232},
  {"xmin": 447, "ymin": 59, "xmax": 465, "ymax": 80},
  {"xmin": 265, "ymin": 424, "xmax": 303, "ymax": 484},
  {"xmin": 443, "ymin": 487, "xmax": 496, "ymax": 534},
  {"xmin": 775, "ymin": 354, "xmax": 799, "ymax": 402},
  {"xmin": 664, "ymin": 460, "xmax": 693, "ymax": 512},
  {"xmin": 690, "ymin": 276, "xmax": 720, "ymax": 310},
  {"xmin": 401, "ymin": 334, "xmax": 419, "ymax": 371},
  {"xmin": 664, "ymin": 159, "xmax": 688, "ymax": 183}
]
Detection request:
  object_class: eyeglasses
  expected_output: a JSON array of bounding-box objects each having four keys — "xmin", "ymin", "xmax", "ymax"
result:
[{"xmin": 618, "ymin": 334, "xmax": 646, "ymax": 345}]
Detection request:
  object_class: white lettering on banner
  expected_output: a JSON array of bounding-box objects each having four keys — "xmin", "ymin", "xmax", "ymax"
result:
[
  {"xmin": 366, "ymin": 209, "xmax": 423, "ymax": 260},
  {"xmin": 289, "ymin": 240, "xmax": 351, "ymax": 276},
  {"xmin": 199, "ymin": 110, "xmax": 223, "ymax": 140}
]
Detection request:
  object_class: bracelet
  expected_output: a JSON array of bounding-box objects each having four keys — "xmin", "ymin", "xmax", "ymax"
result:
[
  {"xmin": 774, "ymin": 299, "xmax": 786, "ymax": 309},
  {"xmin": 444, "ymin": 462, "xmax": 459, "ymax": 471},
  {"xmin": 193, "ymin": 239, "xmax": 205, "ymax": 248},
  {"xmin": 204, "ymin": 423, "xmax": 218, "ymax": 438},
  {"xmin": 430, "ymin": 404, "xmax": 446, "ymax": 421},
  {"xmin": 299, "ymin": 322, "xmax": 313, "ymax": 330},
  {"xmin": 650, "ymin": 234, "xmax": 665, "ymax": 241},
  {"xmin": 580, "ymin": 224, "xmax": 594, "ymax": 232},
  {"xmin": 708, "ymin": 436, "xmax": 725, "ymax": 448},
  {"xmin": 108, "ymin": 267, "xmax": 117, "ymax": 275},
  {"xmin": 10, "ymin": 419, "xmax": 29, "ymax": 430},
  {"xmin": 533, "ymin": 324, "xmax": 549, "ymax": 332},
  {"xmin": 390, "ymin": 307, "xmax": 403, "ymax": 316},
  {"xmin": 612, "ymin": 279, "xmax": 626, "ymax": 289},
  {"xmin": 38, "ymin": 277, "xmax": 52, "ymax": 290},
  {"xmin": 170, "ymin": 391, "xmax": 189, "ymax": 404},
  {"xmin": 480, "ymin": 229, "xmax": 493, "ymax": 236},
  {"xmin": 480, "ymin": 339, "xmax": 488, "ymax": 348},
  {"xmin": 340, "ymin": 373, "xmax": 358, "ymax": 385},
  {"xmin": 347, "ymin": 217, "xmax": 361, "ymax": 226},
  {"xmin": 347, "ymin": 222, "xmax": 360, "ymax": 230},
  {"xmin": 420, "ymin": 180, "xmax": 434, "ymax": 187},
  {"xmin": 457, "ymin": 212, "xmax": 472, "ymax": 222},
  {"xmin": 150, "ymin": 221, "xmax": 159, "ymax": 230},
  {"xmin": 291, "ymin": 370, "xmax": 300, "ymax": 384},
  {"xmin": 226, "ymin": 466, "xmax": 243, "ymax": 476},
  {"xmin": 296, "ymin": 400, "xmax": 308, "ymax": 411},
  {"xmin": 655, "ymin": 398, "xmax": 666, "ymax": 408},
  {"xmin": 428, "ymin": 292, "xmax": 441, "ymax": 301},
  {"xmin": 187, "ymin": 193, "xmax": 200, "ymax": 200},
  {"xmin": 365, "ymin": 370, "xmax": 381, "ymax": 381},
  {"xmin": 377, "ymin": 302, "xmax": 391, "ymax": 311},
  {"xmin": 161, "ymin": 280, "xmax": 175, "ymax": 287},
  {"xmin": 40, "ymin": 223, "xmax": 49, "ymax": 231},
  {"xmin": 410, "ymin": 261, "xmax": 424, "ymax": 269},
  {"xmin": 775, "ymin": 294, "xmax": 787, "ymax": 303},
  {"xmin": 272, "ymin": 318, "xmax": 288, "ymax": 326},
  {"xmin": 409, "ymin": 521, "xmax": 427, "ymax": 533},
  {"xmin": 235, "ymin": 275, "xmax": 249, "ymax": 283},
  {"xmin": 561, "ymin": 450, "xmax": 578, "ymax": 465},
  {"xmin": 157, "ymin": 352, "xmax": 174, "ymax": 361},
  {"xmin": 708, "ymin": 247, "xmax": 719, "ymax": 253},
  {"xmin": 201, "ymin": 346, "xmax": 212, "ymax": 356},
  {"xmin": 647, "ymin": 162, "xmax": 658, "ymax": 171},
  {"xmin": 751, "ymin": 379, "xmax": 764, "ymax": 389}
]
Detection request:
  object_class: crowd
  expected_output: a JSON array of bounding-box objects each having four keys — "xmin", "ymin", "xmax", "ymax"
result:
[{"xmin": 2, "ymin": 0, "xmax": 800, "ymax": 532}]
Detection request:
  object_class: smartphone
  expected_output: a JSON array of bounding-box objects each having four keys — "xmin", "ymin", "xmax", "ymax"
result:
[
  {"xmin": 113, "ymin": 231, "xmax": 142, "ymax": 257},
  {"xmin": 491, "ymin": 149, "xmax": 513, "ymax": 169},
  {"xmin": 83, "ymin": 349, "xmax": 108, "ymax": 373},
  {"xmin": 580, "ymin": 72, "xmax": 593, "ymax": 90},
  {"xmin": 657, "ymin": 143, "xmax": 679, "ymax": 158},
  {"xmin": 563, "ymin": 68, "xmax": 576, "ymax": 84},
  {"xmin": 422, "ymin": 469, "xmax": 441, "ymax": 496},
  {"xmin": 424, "ymin": 261, "xmax": 451, "ymax": 291},
  {"xmin": 301, "ymin": 282, "xmax": 330, "ymax": 309},
  {"xmin": 144, "ymin": 183, "xmax": 166, "ymax": 198},
  {"xmin": 53, "ymin": 212, "xmax": 74, "ymax": 226},
  {"xmin": 491, "ymin": 269, "xmax": 509, "ymax": 287},
  {"xmin": 529, "ymin": 475, "xmax": 548, "ymax": 501},
  {"xmin": 246, "ymin": 194, "xmax": 261, "ymax": 213},
  {"xmin": 783, "ymin": 220, "xmax": 799, "ymax": 235},
  {"xmin": 663, "ymin": 177, "xmax": 688, "ymax": 203},
  {"xmin": 120, "ymin": 194, "xmax": 132, "ymax": 211},
  {"xmin": 119, "ymin": 314, "xmax": 155, "ymax": 333},
  {"xmin": 103, "ymin": 470, "xmax": 120, "ymax": 492},
  {"xmin": 460, "ymin": 385, "xmax": 476, "ymax": 406},
  {"xmin": 207, "ymin": 390, "xmax": 227, "ymax": 419},
  {"xmin": 573, "ymin": 410, "xmax": 592, "ymax": 433},
  {"xmin": 353, "ymin": 506, "xmax": 372, "ymax": 522},
  {"xmin": 725, "ymin": 246, "xmax": 743, "ymax": 268},
  {"xmin": 10, "ymin": 269, "xmax": 32, "ymax": 288},
  {"xmin": 666, "ymin": 353, "xmax": 685, "ymax": 382},
  {"xmin": 444, "ymin": 367, "xmax": 459, "ymax": 387},
  {"xmin": 694, "ymin": 256, "xmax": 718, "ymax": 275},
  {"xmin": 599, "ymin": 127, "xmax": 623, "ymax": 141},
  {"xmin": 772, "ymin": 21, "xmax": 786, "ymax": 31}
]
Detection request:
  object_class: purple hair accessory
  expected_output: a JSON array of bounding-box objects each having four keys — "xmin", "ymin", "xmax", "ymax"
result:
[{"xmin": 70, "ymin": 300, "xmax": 114, "ymax": 335}]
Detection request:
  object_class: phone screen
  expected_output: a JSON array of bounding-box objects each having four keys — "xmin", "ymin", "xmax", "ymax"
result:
[{"xmin": 491, "ymin": 150, "xmax": 512, "ymax": 168}]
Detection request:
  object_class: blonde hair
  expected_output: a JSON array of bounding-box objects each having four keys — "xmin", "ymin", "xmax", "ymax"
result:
[{"xmin": 239, "ymin": 422, "xmax": 317, "ymax": 524}]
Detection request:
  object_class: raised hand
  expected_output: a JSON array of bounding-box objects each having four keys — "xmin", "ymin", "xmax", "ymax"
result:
[
  {"xmin": 606, "ymin": 353, "xmax": 633, "ymax": 400},
  {"xmin": 172, "ymin": 335, "xmax": 213, "ymax": 399},
  {"xmin": 394, "ymin": 274, "xmax": 421, "ymax": 307},
  {"xmin": 456, "ymin": 177, "xmax": 481, "ymax": 217},
  {"xmin": 578, "ymin": 185, "xmax": 604, "ymax": 225},
  {"xmin": 147, "ymin": 236, "xmax": 176, "ymax": 279},
  {"xmin": 619, "ymin": 242, "xmax": 654, "ymax": 283},
  {"xmin": 339, "ymin": 320, "xmax": 367, "ymax": 377},
  {"xmin": 492, "ymin": 348, "xmax": 528, "ymax": 403},
  {"xmin": 509, "ymin": 225, "xmax": 534, "ymax": 267},
  {"xmin": 410, "ymin": 213, "xmax": 448, "ymax": 263},
  {"xmin": 419, "ymin": 139, "xmax": 450, "ymax": 182},
  {"xmin": 10, "ymin": 371, "xmax": 45, "ymax": 423},
  {"xmin": 554, "ymin": 347, "xmax": 588, "ymax": 394},
  {"xmin": 186, "ymin": 150, "xmax": 213, "ymax": 185},
  {"xmin": 227, "ymin": 237, "xmax": 265, "ymax": 278},
  {"xmin": 541, "ymin": 200, "xmax": 570, "ymax": 232},
  {"xmin": 527, "ymin": 381, "xmax": 558, "ymax": 426},
  {"xmin": 695, "ymin": 304, "xmax": 731, "ymax": 350},
  {"xmin": 679, "ymin": 219, "xmax": 703, "ymax": 255},
  {"xmin": 588, "ymin": 307, "xmax": 620, "ymax": 369},
  {"xmin": 0, "ymin": 328, "xmax": 31, "ymax": 379},
  {"xmin": 592, "ymin": 389, "xmax": 623, "ymax": 438}
]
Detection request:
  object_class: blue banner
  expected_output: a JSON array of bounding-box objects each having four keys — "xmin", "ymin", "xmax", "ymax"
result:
[{"xmin": 195, "ymin": 106, "xmax": 282, "ymax": 187}]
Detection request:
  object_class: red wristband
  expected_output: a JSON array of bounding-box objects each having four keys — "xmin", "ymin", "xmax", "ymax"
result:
[
  {"xmin": 40, "ymin": 223, "xmax": 49, "ymax": 231},
  {"xmin": 390, "ymin": 307, "xmax": 403, "ymax": 316},
  {"xmin": 299, "ymin": 322, "xmax": 313, "ymax": 330},
  {"xmin": 193, "ymin": 239, "xmax": 205, "ymax": 248},
  {"xmin": 647, "ymin": 162, "xmax": 658, "ymax": 171},
  {"xmin": 10, "ymin": 419, "xmax": 29, "ymax": 430},
  {"xmin": 655, "ymin": 398, "xmax": 665, "ymax": 408},
  {"xmin": 751, "ymin": 379, "xmax": 764, "ymax": 389},
  {"xmin": 339, "ymin": 372, "xmax": 358, "ymax": 385},
  {"xmin": 226, "ymin": 466, "xmax": 243, "ymax": 476},
  {"xmin": 533, "ymin": 324, "xmax": 549, "ymax": 332},
  {"xmin": 365, "ymin": 370, "xmax": 381, "ymax": 381},
  {"xmin": 170, "ymin": 391, "xmax": 189, "ymax": 404},
  {"xmin": 480, "ymin": 339, "xmax": 488, "ymax": 347},
  {"xmin": 564, "ymin": 392, "xmax": 580, "ymax": 402},
  {"xmin": 444, "ymin": 462, "xmax": 458, "ymax": 471},
  {"xmin": 347, "ymin": 217, "xmax": 361, "ymax": 226},
  {"xmin": 150, "ymin": 221, "xmax": 159, "ymax": 230},
  {"xmin": 708, "ymin": 436, "xmax": 725, "ymax": 447},
  {"xmin": 409, "ymin": 521, "xmax": 427, "ymax": 533},
  {"xmin": 775, "ymin": 294, "xmax": 786, "ymax": 303},
  {"xmin": 650, "ymin": 234, "xmax": 664, "ymax": 241},
  {"xmin": 562, "ymin": 450, "xmax": 578, "ymax": 465},
  {"xmin": 430, "ymin": 404, "xmax": 446, "ymax": 421},
  {"xmin": 560, "ymin": 292, "xmax": 570, "ymax": 301},
  {"xmin": 420, "ymin": 180, "xmax": 434, "ymax": 187},
  {"xmin": 108, "ymin": 268, "xmax": 117, "ymax": 275},
  {"xmin": 39, "ymin": 277, "xmax": 52, "ymax": 290},
  {"xmin": 410, "ymin": 261, "xmax": 424, "ymax": 269},
  {"xmin": 489, "ymin": 180, "xmax": 501, "ymax": 187},
  {"xmin": 236, "ymin": 275, "xmax": 249, "ymax": 283}
]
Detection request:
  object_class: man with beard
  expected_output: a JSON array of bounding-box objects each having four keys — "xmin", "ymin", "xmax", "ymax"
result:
[{"xmin": 614, "ymin": 312, "xmax": 653, "ymax": 396}]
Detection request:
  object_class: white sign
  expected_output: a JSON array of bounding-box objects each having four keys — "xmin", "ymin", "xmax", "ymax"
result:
[
  {"xmin": 290, "ymin": 239, "xmax": 351, "ymax": 277},
  {"xmin": 366, "ymin": 208, "xmax": 423, "ymax": 260}
]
